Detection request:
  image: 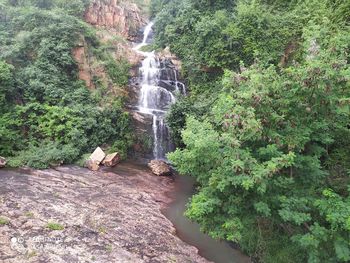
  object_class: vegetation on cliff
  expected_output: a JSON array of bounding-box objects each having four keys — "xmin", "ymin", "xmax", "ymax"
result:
[
  {"xmin": 0, "ymin": 0, "xmax": 133, "ymax": 168},
  {"xmin": 151, "ymin": 0, "xmax": 350, "ymax": 262}
]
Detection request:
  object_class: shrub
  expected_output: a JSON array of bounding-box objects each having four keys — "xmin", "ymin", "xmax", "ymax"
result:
[
  {"xmin": 105, "ymin": 58, "xmax": 130, "ymax": 87},
  {"xmin": 8, "ymin": 142, "xmax": 79, "ymax": 169}
]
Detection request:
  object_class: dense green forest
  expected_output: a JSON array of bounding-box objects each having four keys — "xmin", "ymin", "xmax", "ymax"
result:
[
  {"xmin": 151, "ymin": 0, "xmax": 350, "ymax": 262},
  {"xmin": 0, "ymin": 0, "xmax": 132, "ymax": 168}
]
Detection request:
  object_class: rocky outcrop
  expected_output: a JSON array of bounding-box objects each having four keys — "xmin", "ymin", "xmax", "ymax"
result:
[
  {"xmin": 158, "ymin": 47, "xmax": 182, "ymax": 70},
  {"xmin": 148, "ymin": 160, "xmax": 172, "ymax": 176},
  {"xmin": 85, "ymin": 0, "xmax": 146, "ymax": 41},
  {"xmin": 72, "ymin": 33, "xmax": 141, "ymax": 90},
  {"xmin": 0, "ymin": 156, "xmax": 6, "ymax": 168},
  {"xmin": 0, "ymin": 164, "xmax": 208, "ymax": 262},
  {"xmin": 86, "ymin": 147, "xmax": 106, "ymax": 171},
  {"xmin": 279, "ymin": 40, "xmax": 298, "ymax": 68},
  {"xmin": 72, "ymin": 36, "xmax": 94, "ymax": 88},
  {"xmin": 73, "ymin": 0, "xmax": 146, "ymax": 90},
  {"xmin": 128, "ymin": 112, "xmax": 154, "ymax": 159},
  {"xmin": 103, "ymin": 152, "xmax": 121, "ymax": 167}
]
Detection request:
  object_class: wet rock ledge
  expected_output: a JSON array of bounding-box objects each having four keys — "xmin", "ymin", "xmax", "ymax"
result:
[{"xmin": 0, "ymin": 163, "xmax": 208, "ymax": 263}]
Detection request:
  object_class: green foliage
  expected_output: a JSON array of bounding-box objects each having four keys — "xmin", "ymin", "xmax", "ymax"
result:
[
  {"xmin": 131, "ymin": 0, "xmax": 150, "ymax": 16},
  {"xmin": 5, "ymin": 0, "xmax": 90, "ymax": 16},
  {"xmin": 0, "ymin": 216, "xmax": 10, "ymax": 225},
  {"xmin": 139, "ymin": 44, "xmax": 157, "ymax": 52},
  {"xmin": 153, "ymin": 0, "xmax": 348, "ymax": 86},
  {"xmin": 54, "ymin": 0, "xmax": 89, "ymax": 17},
  {"xmin": 156, "ymin": 0, "xmax": 350, "ymax": 261},
  {"xmin": 166, "ymin": 92, "xmax": 218, "ymax": 146},
  {"xmin": 46, "ymin": 222, "xmax": 64, "ymax": 231},
  {"xmin": 0, "ymin": 61, "xmax": 14, "ymax": 92},
  {"xmin": 7, "ymin": 142, "xmax": 79, "ymax": 169},
  {"xmin": 105, "ymin": 58, "xmax": 130, "ymax": 87},
  {"xmin": 0, "ymin": 1, "xmax": 133, "ymax": 166},
  {"xmin": 0, "ymin": 61, "xmax": 15, "ymax": 115},
  {"xmin": 75, "ymin": 153, "xmax": 91, "ymax": 167}
]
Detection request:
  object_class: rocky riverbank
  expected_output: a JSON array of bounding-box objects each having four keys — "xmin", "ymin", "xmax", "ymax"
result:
[{"xmin": 0, "ymin": 162, "xmax": 209, "ymax": 263}]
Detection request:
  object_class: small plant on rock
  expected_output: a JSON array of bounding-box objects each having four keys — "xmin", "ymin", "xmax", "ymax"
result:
[
  {"xmin": 46, "ymin": 222, "xmax": 64, "ymax": 231},
  {"xmin": 0, "ymin": 217, "xmax": 9, "ymax": 225}
]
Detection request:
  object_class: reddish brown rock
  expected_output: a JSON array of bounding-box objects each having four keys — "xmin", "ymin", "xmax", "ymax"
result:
[
  {"xmin": 86, "ymin": 159, "xmax": 100, "ymax": 171},
  {"xmin": 159, "ymin": 46, "xmax": 182, "ymax": 70},
  {"xmin": 84, "ymin": 0, "xmax": 146, "ymax": 41},
  {"xmin": 0, "ymin": 156, "xmax": 6, "ymax": 168},
  {"xmin": 72, "ymin": 0, "xmax": 146, "ymax": 91},
  {"xmin": 72, "ymin": 38, "xmax": 94, "ymax": 89},
  {"xmin": 103, "ymin": 152, "xmax": 121, "ymax": 167},
  {"xmin": 148, "ymin": 160, "xmax": 172, "ymax": 176}
]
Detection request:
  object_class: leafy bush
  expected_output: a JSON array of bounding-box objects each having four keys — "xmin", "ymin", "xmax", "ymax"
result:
[
  {"xmin": 105, "ymin": 58, "xmax": 131, "ymax": 87},
  {"xmin": 8, "ymin": 142, "xmax": 79, "ymax": 169},
  {"xmin": 167, "ymin": 26, "xmax": 350, "ymax": 262},
  {"xmin": 0, "ymin": 1, "xmax": 133, "ymax": 167},
  {"xmin": 154, "ymin": 0, "xmax": 350, "ymax": 262},
  {"xmin": 75, "ymin": 153, "xmax": 91, "ymax": 168}
]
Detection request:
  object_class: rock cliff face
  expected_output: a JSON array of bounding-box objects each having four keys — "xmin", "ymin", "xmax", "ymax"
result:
[
  {"xmin": 85, "ymin": 0, "xmax": 146, "ymax": 41},
  {"xmin": 72, "ymin": 36, "xmax": 94, "ymax": 88},
  {"xmin": 72, "ymin": 0, "xmax": 146, "ymax": 89}
]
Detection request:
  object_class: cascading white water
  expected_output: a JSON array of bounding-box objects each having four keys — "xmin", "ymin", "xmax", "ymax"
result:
[{"xmin": 134, "ymin": 22, "xmax": 185, "ymax": 159}]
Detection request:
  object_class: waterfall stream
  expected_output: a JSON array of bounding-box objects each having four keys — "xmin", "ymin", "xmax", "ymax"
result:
[{"xmin": 133, "ymin": 22, "xmax": 184, "ymax": 159}]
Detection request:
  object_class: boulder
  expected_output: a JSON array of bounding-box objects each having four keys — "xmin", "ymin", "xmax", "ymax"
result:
[
  {"xmin": 103, "ymin": 152, "xmax": 121, "ymax": 167},
  {"xmin": 86, "ymin": 159, "xmax": 100, "ymax": 171},
  {"xmin": 86, "ymin": 147, "xmax": 106, "ymax": 171},
  {"xmin": 148, "ymin": 160, "xmax": 172, "ymax": 176},
  {"xmin": 0, "ymin": 157, "xmax": 6, "ymax": 168}
]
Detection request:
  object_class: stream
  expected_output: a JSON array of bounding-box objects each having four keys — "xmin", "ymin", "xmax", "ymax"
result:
[
  {"xmin": 163, "ymin": 175, "xmax": 250, "ymax": 263},
  {"xmin": 133, "ymin": 22, "xmax": 250, "ymax": 263}
]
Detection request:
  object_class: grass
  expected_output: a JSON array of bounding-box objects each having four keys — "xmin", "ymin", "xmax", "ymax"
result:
[
  {"xmin": 75, "ymin": 153, "xmax": 90, "ymax": 167},
  {"xmin": 139, "ymin": 44, "xmax": 156, "ymax": 52},
  {"xmin": 27, "ymin": 250, "xmax": 37, "ymax": 259},
  {"xmin": 131, "ymin": 0, "xmax": 151, "ymax": 15},
  {"xmin": 98, "ymin": 226, "xmax": 107, "ymax": 234},
  {"xmin": 0, "ymin": 216, "xmax": 9, "ymax": 225},
  {"xmin": 46, "ymin": 222, "xmax": 64, "ymax": 231},
  {"xmin": 25, "ymin": 211, "xmax": 34, "ymax": 218},
  {"xmin": 168, "ymin": 255, "xmax": 177, "ymax": 262},
  {"xmin": 105, "ymin": 244, "xmax": 113, "ymax": 253}
]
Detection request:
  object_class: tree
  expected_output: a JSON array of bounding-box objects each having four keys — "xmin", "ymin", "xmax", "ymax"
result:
[
  {"xmin": 0, "ymin": 1, "xmax": 133, "ymax": 166},
  {"xmin": 166, "ymin": 10, "xmax": 350, "ymax": 261}
]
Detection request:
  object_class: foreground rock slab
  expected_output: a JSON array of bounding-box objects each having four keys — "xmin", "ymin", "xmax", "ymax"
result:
[
  {"xmin": 148, "ymin": 160, "xmax": 172, "ymax": 176},
  {"xmin": 0, "ymin": 163, "xmax": 208, "ymax": 263},
  {"xmin": 0, "ymin": 156, "xmax": 6, "ymax": 168}
]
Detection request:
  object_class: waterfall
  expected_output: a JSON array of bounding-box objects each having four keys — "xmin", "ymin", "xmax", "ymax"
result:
[{"xmin": 133, "ymin": 22, "xmax": 185, "ymax": 160}]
